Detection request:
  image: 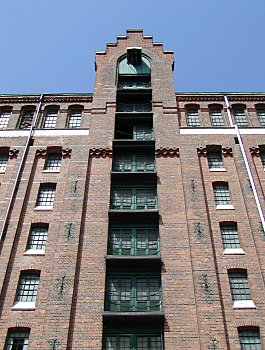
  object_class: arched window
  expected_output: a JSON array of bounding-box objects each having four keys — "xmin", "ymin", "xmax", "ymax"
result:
[
  {"xmin": 255, "ymin": 103, "xmax": 265, "ymax": 127},
  {"xmin": 238, "ymin": 327, "xmax": 262, "ymax": 349},
  {"xmin": 117, "ymin": 54, "xmax": 151, "ymax": 90},
  {"xmin": 5, "ymin": 328, "xmax": 30, "ymax": 349},
  {"xmin": 18, "ymin": 105, "xmax": 36, "ymax": 129},
  {"xmin": 232, "ymin": 104, "xmax": 248, "ymax": 127},
  {"xmin": 43, "ymin": 105, "xmax": 59, "ymax": 129},
  {"xmin": 209, "ymin": 104, "xmax": 224, "ymax": 127},
  {"xmin": 185, "ymin": 104, "xmax": 200, "ymax": 127},
  {"xmin": 212, "ymin": 181, "xmax": 232, "ymax": 207},
  {"xmin": 0, "ymin": 106, "xmax": 12, "ymax": 129},
  {"xmin": 67, "ymin": 105, "xmax": 84, "ymax": 128},
  {"xmin": 118, "ymin": 56, "xmax": 151, "ymax": 76}
]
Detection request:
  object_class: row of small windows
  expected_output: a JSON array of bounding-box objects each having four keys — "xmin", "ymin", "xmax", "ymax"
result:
[
  {"xmin": 13, "ymin": 221, "xmax": 243, "ymax": 258},
  {"xmin": 3, "ymin": 327, "xmax": 262, "ymax": 349},
  {"xmin": 5, "ymin": 269, "xmax": 261, "ymax": 348},
  {"xmin": 185, "ymin": 104, "xmax": 265, "ymax": 127},
  {"xmin": 1, "ymin": 103, "xmax": 265, "ymax": 130},
  {"xmin": 0, "ymin": 105, "xmax": 83, "ymax": 130},
  {"xmin": 108, "ymin": 223, "xmax": 242, "ymax": 255}
]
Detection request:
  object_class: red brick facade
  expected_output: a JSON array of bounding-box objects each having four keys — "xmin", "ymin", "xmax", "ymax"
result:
[{"xmin": 0, "ymin": 29, "xmax": 265, "ymax": 349}]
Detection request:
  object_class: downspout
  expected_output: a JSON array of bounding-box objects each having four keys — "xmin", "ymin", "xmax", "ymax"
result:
[
  {"xmin": 0, "ymin": 94, "xmax": 44, "ymax": 242},
  {"xmin": 224, "ymin": 95, "xmax": 265, "ymax": 232}
]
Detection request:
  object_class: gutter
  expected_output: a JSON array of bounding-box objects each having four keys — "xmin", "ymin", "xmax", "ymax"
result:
[{"xmin": 224, "ymin": 95, "xmax": 265, "ymax": 232}]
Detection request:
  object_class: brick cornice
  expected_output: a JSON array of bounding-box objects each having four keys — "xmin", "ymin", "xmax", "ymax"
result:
[
  {"xmin": 89, "ymin": 148, "xmax": 112, "ymax": 158},
  {"xmin": 43, "ymin": 95, "xmax": 93, "ymax": 103},
  {"xmin": 197, "ymin": 147, "xmax": 207, "ymax": 157},
  {"xmin": 156, "ymin": 147, "xmax": 179, "ymax": 158},
  {"xmin": 197, "ymin": 146, "xmax": 233, "ymax": 157},
  {"xmin": 9, "ymin": 148, "xmax": 19, "ymax": 159},
  {"xmin": 0, "ymin": 95, "xmax": 93, "ymax": 105},
  {"xmin": 36, "ymin": 147, "xmax": 72, "ymax": 158},
  {"xmin": 176, "ymin": 95, "xmax": 224, "ymax": 102},
  {"xmin": 222, "ymin": 147, "xmax": 233, "ymax": 157},
  {"xmin": 250, "ymin": 146, "xmax": 261, "ymax": 156}
]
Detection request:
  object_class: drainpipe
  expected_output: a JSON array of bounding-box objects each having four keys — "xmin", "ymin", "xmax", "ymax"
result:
[
  {"xmin": 0, "ymin": 94, "xmax": 44, "ymax": 242},
  {"xmin": 224, "ymin": 95, "xmax": 265, "ymax": 232}
]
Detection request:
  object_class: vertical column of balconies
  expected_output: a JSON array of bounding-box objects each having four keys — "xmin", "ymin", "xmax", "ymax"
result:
[{"xmin": 102, "ymin": 57, "xmax": 164, "ymax": 349}]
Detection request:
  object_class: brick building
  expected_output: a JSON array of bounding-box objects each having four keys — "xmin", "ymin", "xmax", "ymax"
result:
[{"xmin": 0, "ymin": 29, "xmax": 265, "ymax": 349}]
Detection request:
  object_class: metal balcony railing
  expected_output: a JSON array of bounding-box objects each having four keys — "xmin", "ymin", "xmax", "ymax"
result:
[
  {"xmin": 117, "ymin": 103, "xmax": 152, "ymax": 113},
  {"xmin": 113, "ymin": 155, "xmax": 155, "ymax": 172},
  {"xmin": 105, "ymin": 293, "xmax": 162, "ymax": 312},
  {"xmin": 110, "ymin": 188, "xmax": 157, "ymax": 210},
  {"xmin": 118, "ymin": 81, "xmax": 151, "ymax": 90}
]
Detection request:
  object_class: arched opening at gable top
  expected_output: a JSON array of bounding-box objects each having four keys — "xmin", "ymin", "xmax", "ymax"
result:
[
  {"xmin": 118, "ymin": 56, "xmax": 151, "ymax": 76},
  {"xmin": 117, "ymin": 55, "xmax": 151, "ymax": 91}
]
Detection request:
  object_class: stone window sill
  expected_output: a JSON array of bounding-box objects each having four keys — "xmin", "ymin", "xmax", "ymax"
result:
[
  {"xmin": 223, "ymin": 248, "xmax": 245, "ymax": 255},
  {"xmin": 216, "ymin": 204, "xmax": 235, "ymax": 210},
  {"xmin": 42, "ymin": 170, "xmax": 60, "ymax": 173},
  {"xmin": 233, "ymin": 300, "xmax": 256, "ymax": 309},
  {"xmin": 34, "ymin": 206, "xmax": 53, "ymax": 211},
  {"xmin": 209, "ymin": 168, "xmax": 227, "ymax": 172},
  {"xmin": 12, "ymin": 301, "xmax": 36, "ymax": 310},
  {"xmin": 24, "ymin": 249, "xmax": 45, "ymax": 256}
]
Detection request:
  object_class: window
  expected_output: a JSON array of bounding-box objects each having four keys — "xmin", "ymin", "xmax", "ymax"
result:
[
  {"xmin": 13, "ymin": 272, "xmax": 40, "ymax": 309},
  {"xmin": 43, "ymin": 110, "xmax": 58, "ymax": 129},
  {"xmin": 26, "ymin": 224, "xmax": 48, "ymax": 252},
  {"xmin": 0, "ymin": 110, "xmax": 11, "ymax": 129},
  {"xmin": 260, "ymin": 151, "xmax": 265, "ymax": 169},
  {"xmin": 36, "ymin": 184, "xmax": 56, "ymax": 208},
  {"xmin": 105, "ymin": 274, "xmax": 162, "ymax": 312},
  {"xmin": 68, "ymin": 109, "xmax": 82, "ymax": 128},
  {"xmin": 220, "ymin": 223, "xmax": 240, "ymax": 249},
  {"xmin": 257, "ymin": 106, "xmax": 265, "ymax": 127},
  {"xmin": 44, "ymin": 152, "xmax": 61, "ymax": 171},
  {"xmin": 133, "ymin": 125, "xmax": 153, "ymax": 140},
  {"xmin": 210, "ymin": 106, "xmax": 224, "ymax": 127},
  {"xmin": 18, "ymin": 108, "xmax": 35, "ymax": 129},
  {"xmin": 213, "ymin": 182, "xmax": 231, "ymax": 206},
  {"xmin": 113, "ymin": 154, "xmax": 155, "ymax": 172},
  {"xmin": 104, "ymin": 334, "xmax": 163, "ymax": 350},
  {"xmin": 207, "ymin": 150, "xmax": 224, "ymax": 169},
  {"xmin": 108, "ymin": 227, "xmax": 159, "ymax": 256},
  {"xmin": 110, "ymin": 187, "xmax": 157, "ymax": 210},
  {"xmin": 5, "ymin": 329, "xmax": 30, "ymax": 350},
  {"xmin": 233, "ymin": 105, "xmax": 248, "ymax": 127},
  {"xmin": 187, "ymin": 108, "xmax": 200, "ymax": 127},
  {"xmin": 238, "ymin": 328, "xmax": 262, "ymax": 350},
  {"xmin": 0, "ymin": 152, "xmax": 9, "ymax": 173},
  {"xmin": 228, "ymin": 270, "xmax": 251, "ymax": 301}
]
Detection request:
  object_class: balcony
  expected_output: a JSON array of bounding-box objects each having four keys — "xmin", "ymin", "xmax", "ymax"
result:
[
  {"xmin": 108, "ymin": 227, "xmax": 160, "ymax": 256},
  {"xmin": 105, "ymin": 276, "xmax": 162, "ymax": 313}
]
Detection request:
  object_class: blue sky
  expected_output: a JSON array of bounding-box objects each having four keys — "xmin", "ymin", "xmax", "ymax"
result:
[{"xmin": 1, "ymin": 0, "xmax": 264, "ymax": 94}]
